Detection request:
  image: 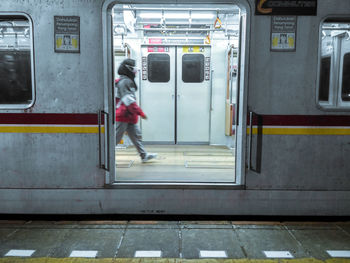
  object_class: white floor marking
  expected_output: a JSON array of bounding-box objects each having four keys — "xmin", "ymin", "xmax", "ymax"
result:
[
  {"xmin": 134, "ymin": 250, "xmax": 162, "ymax": 257},
  {"xmin": 263, "ymin": 251, "xmax": 294, "ymax": 258},
  {"xmin": 5, "ymin": 250, "xmax": 35, "ymax": 257},
  {"xmin": 327, "ymin": 250, "xmax": 350, "ymax": 258},
  {"xmin": 199, "ymin": 250, "xmax": 228, "ymax": 258},
  {"xmin": 69, "ymin": 250, "xmax": 98, "ymax": 258}
]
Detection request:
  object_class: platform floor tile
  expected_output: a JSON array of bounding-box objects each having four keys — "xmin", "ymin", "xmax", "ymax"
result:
[
  {"xmin": 1, "ymin": 221, "xmax": 350, "ymax": 262},
  {"xmin": 288, "ymin": 228, "xmax": 350, "ymax": 260},
  {"xmin": 234, "ymin": 228, "xmax": 309, "ymax": 259},
  {"xmin": 49, "ymin": 228, "xmax": 124, "ymax": 258},
  {"xmin": 338, "ymin": 224, "xmax": 350, "ymax": 235},
  {"xmin": 116, "ymin": 228, "xmax": 179, "ymax": 258},
  {"xmin": 0, "ymin": 229, "xmax": 18, "ymax": 243},
  {"xmin": 0, "ymin": 228, "xmax": 70, "ymax": 257},
  {"xmin": 181, "ymin": 228, "xmax": 244, "ymax": 259}
]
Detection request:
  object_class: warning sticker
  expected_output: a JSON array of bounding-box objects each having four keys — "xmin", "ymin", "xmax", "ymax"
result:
[
  {"xmin": 271, "ymin": 16, "xmax": 296, "ymax": 51},
  {"xmin": 54, "ymin": 16, "xmax": 80, "ymax": 53}
]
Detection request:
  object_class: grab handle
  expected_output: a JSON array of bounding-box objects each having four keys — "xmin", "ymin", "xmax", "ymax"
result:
[
  {"xmin": 98, "ymin": 110, "xmax": 110, "ymax": 171},
  {"xmin": 248, "ymin": 111, "xmax": 253, "ymax": 170},
  {"xmin": 98, "ymin": 110, "xmax": 102, "ymax": 168},
  {"xmin": 248, "ymin": 111, "xmax": 262, "ymax": 173}
]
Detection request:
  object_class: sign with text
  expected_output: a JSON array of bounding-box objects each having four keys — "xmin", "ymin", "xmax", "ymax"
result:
[
  {"xmin": 54, "ymin": 16, "xmax": 80, "ymax": 53},
  {"xmin": 271, "ymin": 16, "xmax": 297, "ymax": 51},
  {"xmin": 256, "ymin": 0, "xmax": 317, "ymax": 16}
]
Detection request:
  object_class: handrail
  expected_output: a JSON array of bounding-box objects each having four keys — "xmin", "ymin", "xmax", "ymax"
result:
[
  {"xmin": 98, "ymin": 110, "xmax": 102, "ymax": 169},
  {"xmin": 99, "ymin": 110, "xmax": 110, "ymax": 171},
  {"xmin": 248, "ymin": 111, "xmax": 262, "ymax": 173},
  {"xmin": 248, "ymin": 111, "xmax": 253, "ymax": 171}
]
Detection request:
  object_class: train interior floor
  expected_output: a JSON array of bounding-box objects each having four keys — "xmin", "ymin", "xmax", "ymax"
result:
[
  {"xmin": 115, "ymin": 145, "xmax": 236, "ymax": 182},
  {"xmin": 0, "ymin": 220, "xmax": 350, "ymax": 262}
]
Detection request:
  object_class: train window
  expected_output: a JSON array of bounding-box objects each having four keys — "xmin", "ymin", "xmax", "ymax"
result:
[
  {"xmin": 0, "ymin": 15, "xmax": 34, "ymax": 108},
  {"xmin": 182, "ymin": 54, "xmax": 204, "ymax": 83},
  {"xmin": 318, "ymin": 18, "xmax": 350, "ymax": 109},
  {"xmin": 319, "ymin": 56, "xmax": 331, "ymax": 101},
  {"xmin": 148, "ymin": 53, "xmax": 170, "ymax": 82},
  {"xmin": 341, "ymin": 53, "xmax": 350, "ymax": 101}
]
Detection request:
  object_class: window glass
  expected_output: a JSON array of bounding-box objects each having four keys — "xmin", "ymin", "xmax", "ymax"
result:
[
  {"xmin": 182, "ymin": 54, "xmax": 204, "ymax": 83},
  {"xmin": 0, "ymin": 16, "xmax": 33, "ymax": 106},
  {"xmin": 318, "ymin": 18, "xmax": 350, "ymax": 108},
  {"xmin": 319, "ymin": 56, "xmax": 331, "ymax": 101},
  {"xmin": 147, "ymin": 54, "xmax": 170, "ymax": 82},
  {"xmin": 341, "ymin": 53, "xmax": 350, "ymax": 101}
]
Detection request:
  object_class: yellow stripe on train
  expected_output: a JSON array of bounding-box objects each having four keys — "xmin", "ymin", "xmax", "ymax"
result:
[{"xmin": 247, "ymin": 127, "xmax": 350, "ymax": 135}]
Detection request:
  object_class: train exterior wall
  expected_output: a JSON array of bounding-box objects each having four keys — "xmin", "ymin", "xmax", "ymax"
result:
[
  {"xmin": 0, "ymin": 0, "xmax": 349, "ymax": 215},
  {"xmin": 246, "ymin": 0, "xmax": 350, "ymax": 190},
  {"xmin": 0, "ymin": 0, "xmax": 105, "ymax": 188}
]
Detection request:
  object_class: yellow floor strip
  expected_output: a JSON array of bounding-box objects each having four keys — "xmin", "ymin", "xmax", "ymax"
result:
[{"xmin": 0, "ymin": 258, "xmax": 349, "ymax": 263}]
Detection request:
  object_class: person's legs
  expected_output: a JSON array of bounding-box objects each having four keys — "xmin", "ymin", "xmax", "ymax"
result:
[
  {"xmin": 126, "ymin": 123, "xmax": 147, "ymax": 158},
  {"xmin": 115, "ymin": 122, "xmax": 128, "ymax": 145}
]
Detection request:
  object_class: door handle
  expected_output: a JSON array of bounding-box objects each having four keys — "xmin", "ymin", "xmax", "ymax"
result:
[
  {"xmin": 248, "ymin": 111, "xmax": 262, "ymax": 173},
  {"xmin": 99, "ymin": 110, "xmax": 110, "ymax": 171},
  {"xmin": 248, "ymin": 111, "xmax": 253, "ymax": 171},
  {"xmin": 98, "ymin": 111, "xmax": 102, "ymax": 168}
]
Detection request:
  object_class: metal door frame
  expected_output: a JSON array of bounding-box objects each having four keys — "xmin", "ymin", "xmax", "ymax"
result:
[{"xmin": 102, "ymin": 0, "xmax": 250, "ymax": 187}]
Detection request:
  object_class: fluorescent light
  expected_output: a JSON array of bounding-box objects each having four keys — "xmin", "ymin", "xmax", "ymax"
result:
[
  {"xmin": 139, "ymin": 12, "xmax": 162, "ymax": 19},
  {"xmin": 192, "ymin": 13, "xmax": 216, "ymax": 19},
  {"xmin": 138, "ymin": 12, "xmax": 215, "ymax": 19},
  {"xmin": 165, "ymin": 13, "xmax": 189, "ymax": 19}
]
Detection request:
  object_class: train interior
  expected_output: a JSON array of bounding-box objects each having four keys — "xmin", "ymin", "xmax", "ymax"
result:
[
  {"xmin": 319, "ymin": 18, "xmax": 350, "ymax": 106},
  {"xmin": 111, "ymin": 4, "xmax": 242, "ymax": 183},
  {"xmin": 0, "ymin": 18, "xmax": 33, "ymax": 106}
]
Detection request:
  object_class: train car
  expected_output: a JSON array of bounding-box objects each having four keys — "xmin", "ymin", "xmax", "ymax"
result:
[{"xmin": 0, "ymin": 0, "xmax": 349, "ymax": 216}]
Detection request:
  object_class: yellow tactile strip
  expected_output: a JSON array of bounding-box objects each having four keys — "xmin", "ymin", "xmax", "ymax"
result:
[{"xmin": 0, "ymin": 258, "xmax": 349, "ymax": 263}]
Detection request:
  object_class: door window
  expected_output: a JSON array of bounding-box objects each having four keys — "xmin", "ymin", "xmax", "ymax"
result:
[
  {"xmin": 319, "ymin": 56, "xmax": 331, "ymax": 102},
  {"xmin": 147, "ymin": 53, "xmax": 170, "ymax": 82},
  {"xmin": 182, "ymin": 54, "xmax": 204, "ymax": 83}
]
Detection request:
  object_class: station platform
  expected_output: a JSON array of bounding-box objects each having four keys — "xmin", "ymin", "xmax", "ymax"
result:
[
  {"xmin": 115, "ymin": 145, "xmax": 236, "ymax": 182},
  {"xmin": 0, "ymin": 219, "xmax": 350, "ymax": 262}
]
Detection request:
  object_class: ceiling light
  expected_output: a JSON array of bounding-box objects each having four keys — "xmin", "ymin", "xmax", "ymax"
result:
[{"xmin": 191, "ymin": 13, "xmax": 216, "ymax": 19}]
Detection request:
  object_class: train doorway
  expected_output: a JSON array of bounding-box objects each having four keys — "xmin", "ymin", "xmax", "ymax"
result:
[
  {"xmin": 141, "ymin": 46, "xmax": 211, "ymax": 144},
  {"xmin": 103, "ymin": 2, "xmax": 248, "ymax": 184}
]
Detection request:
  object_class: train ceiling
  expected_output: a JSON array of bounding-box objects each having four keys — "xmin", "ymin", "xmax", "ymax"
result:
[{"xmin": 113, "ymin": 4, "xmax": 240, "ymax": 38}]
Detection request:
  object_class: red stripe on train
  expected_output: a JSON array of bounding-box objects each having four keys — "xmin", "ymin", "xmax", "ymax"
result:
[
  {"xmin": 248, "ymin": 115, "xmax": 350, "ymax": 126},
  {"xmin": 0, "ymin": 113, "xmax": 103, "ymax": 125}
]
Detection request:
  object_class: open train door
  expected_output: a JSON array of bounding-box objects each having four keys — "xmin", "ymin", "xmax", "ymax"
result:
[
  {"xmin": 101, "ymin": 9, "xmax": 116, "ymax": 184},
  {"xmin": 235, "ymin": 12, "xmax": 248, "ymax": 184}
]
